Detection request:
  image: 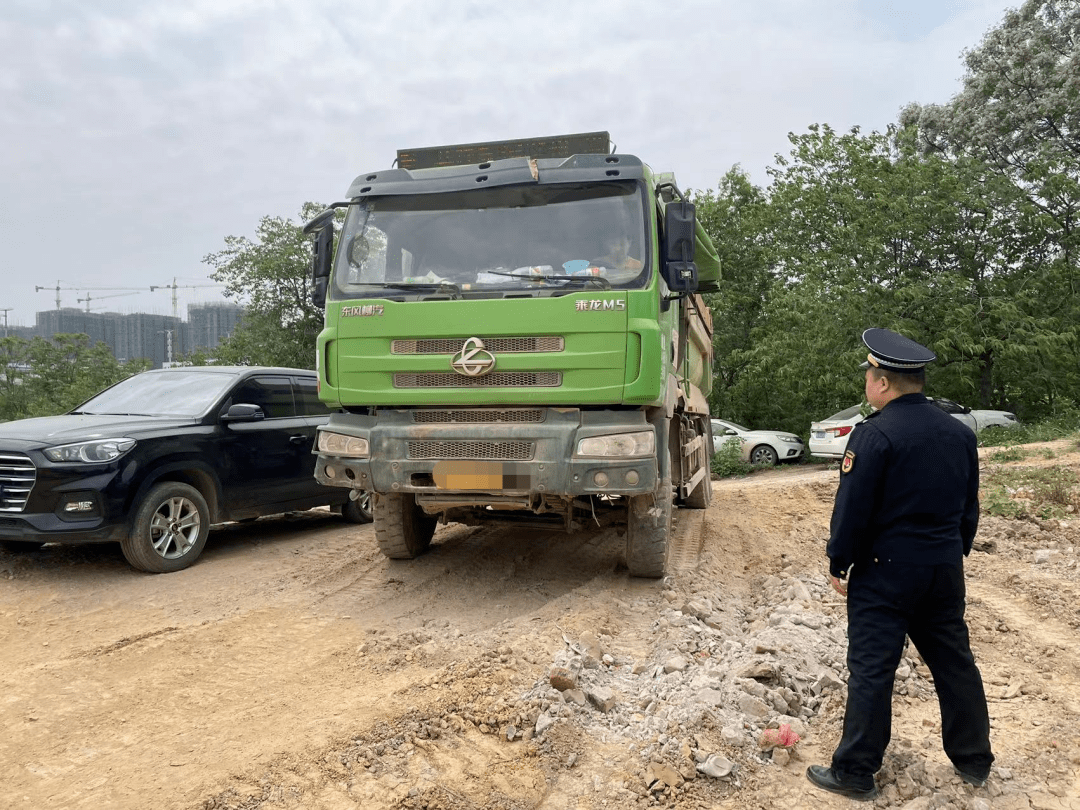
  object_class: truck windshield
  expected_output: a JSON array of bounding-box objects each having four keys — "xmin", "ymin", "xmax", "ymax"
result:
[{"xmin": 331, "ymin": 181, "xmax": 647, "ymax": 300}]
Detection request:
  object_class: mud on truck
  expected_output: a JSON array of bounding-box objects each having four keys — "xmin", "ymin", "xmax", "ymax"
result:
[{"xmin": 303, "ymin": 132, "xmax": 720, "ymax": 577}]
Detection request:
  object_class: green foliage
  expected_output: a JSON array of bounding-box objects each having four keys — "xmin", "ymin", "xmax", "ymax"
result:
[
  {"xmin": 201, "ymin": 202, "xmax": 337, "ymax": 369},
  {"xmin": 982, "ymin": 464, "xmax": 1080, "ymax": 520},
  {"xmin": 693, "ymin": 2, "xmax": 1080, "ymax": 434},
  {"xmin": 711, "ymin": 437, "xmax": 754, "ymax": 478},
  {"xmin": 979, "ymin": 486, "xmax": 1028, "ymax": 519},
  {"xmin": 0, "ymin": 334, "xmax": 150, "ymax": 422},
  {"xmin": 978, "ymin": 405, "xmax": 1080, "ymax": 446},
  {"xmin": 987, "ymin": 445, "xmax": 1027, "ymax": 463}
]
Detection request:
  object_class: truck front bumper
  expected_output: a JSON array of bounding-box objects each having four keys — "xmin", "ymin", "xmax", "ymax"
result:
[{"xmin": 314, "ymin": 408, "xmax": 658, "ymax": 499}]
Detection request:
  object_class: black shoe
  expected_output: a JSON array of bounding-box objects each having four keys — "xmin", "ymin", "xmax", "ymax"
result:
[
  {"xmin": 954, "ymin": 767, "xmax": 989, "ymax": 788},
  {"xmin": 806, "ymin": 765, "xmax": 878, "ymax": 800}
]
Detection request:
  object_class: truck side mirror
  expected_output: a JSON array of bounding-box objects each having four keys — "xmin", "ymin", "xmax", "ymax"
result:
[
  {"xmin": 662, "ymin": 200, "xmax": 699, "ymax": 294},
  {"xmin": 303, "ymin": 209, "xmax": 336, "ymax": 309}
]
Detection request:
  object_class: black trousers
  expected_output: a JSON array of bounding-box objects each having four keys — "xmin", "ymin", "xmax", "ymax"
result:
[{"xmin": 831, "ymin": 560, "xmax": 994, "ymax": 785}]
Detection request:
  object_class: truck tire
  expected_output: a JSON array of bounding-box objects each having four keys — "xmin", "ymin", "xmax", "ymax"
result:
[
  {"xmin": 122, "ymin": 482, "xmax": 210, "ymax": 573},
  {"xmin": 373, "ymin": 492, "xmax": 436, "ymax": 559},
  {"xmin": 626, "ymin": 472, "xmax": 672, "ymax": 578}
]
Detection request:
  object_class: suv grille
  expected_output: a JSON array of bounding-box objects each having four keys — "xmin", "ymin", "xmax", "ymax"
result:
[
  {"xmin": 0, "ymin": 452, "xmax": 36, "ymax": 512},
  {"xmin": 413, "ymin": 409, "xmax": 545, "ymax": 424},
  {"xmin": 394, "ymin": 372, "xmax": 561, "ymax": 389},
  {"xmin": 392, "ymin": 336, "xmax": 563, "ymax": 354},
  {"xmin": 407, "ymin": 441, "xmax": 535, "ymax": 461}
]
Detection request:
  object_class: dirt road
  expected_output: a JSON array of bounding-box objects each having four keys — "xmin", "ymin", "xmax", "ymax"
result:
[{"xmin": 2, "ymin": 440, "xmax": 1079, "ymax": 809}]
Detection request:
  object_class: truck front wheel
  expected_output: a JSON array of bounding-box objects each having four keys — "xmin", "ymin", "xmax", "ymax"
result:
[
  {"xmin": 373, "ymin": 492, "xmax": 437, "ymax": 559},
  {"xmin": 625, "ymin": 472, "xmax": 672, "ymax": 578}
]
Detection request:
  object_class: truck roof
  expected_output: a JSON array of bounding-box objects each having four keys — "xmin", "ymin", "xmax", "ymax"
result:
[{"xmin": 396, "ymin": 131, "xmax": 611, "ymax": 170}]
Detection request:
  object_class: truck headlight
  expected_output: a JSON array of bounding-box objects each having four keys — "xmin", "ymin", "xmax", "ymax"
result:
[
  {"xmin": 43, "ymin": 438, "xmax": 136, "ymax": 463},
  {"xmin": 576, "ymin": 431, "xmax": 655, "ymax": 458},
  {"xmin": 317, "ymin": 431, "xmax": 369, "ymax": 457}
]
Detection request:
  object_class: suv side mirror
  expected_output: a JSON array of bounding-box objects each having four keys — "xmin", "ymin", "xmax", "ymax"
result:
[
  {"xmin": 662, "ymin": 199, "xmax": 699, "ymax": 294},
  {"xmin": 222, "ymin": 403, "xmax": 265, "ymax": 423},
  {"xmin": 303, "ymin": 208, "xmax": 336, "ymax": 309}
]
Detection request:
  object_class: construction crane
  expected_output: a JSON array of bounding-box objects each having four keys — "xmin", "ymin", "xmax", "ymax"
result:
[
  {"xmin": 35, "ymin": 281, "xmax": 144, "ymax": 311},
  {"xmin": 150, "ymin": 278, "xmax": 225, "ymax": 321},
  {"xmin": 76, "ymin": 291, "xmax": 140, "ymax": 312}
]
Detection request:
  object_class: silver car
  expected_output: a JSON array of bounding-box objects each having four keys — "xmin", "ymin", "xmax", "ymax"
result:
[
  {"xmin": 810, "ymin": 399, "xmax": 1019, "ymax": 459},
  {"xmin": 712, "ymin": 419, "xmax": 805, "ymax": 466}
]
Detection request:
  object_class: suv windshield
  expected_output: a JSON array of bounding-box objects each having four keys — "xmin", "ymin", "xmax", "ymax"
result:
[
  {"xmin": 331, "ymin": 181, "xmax": 647, "ymax": 300},
  {"xmin": 74, "ymin": 371, "xmax": 239, "ymax": 417}
]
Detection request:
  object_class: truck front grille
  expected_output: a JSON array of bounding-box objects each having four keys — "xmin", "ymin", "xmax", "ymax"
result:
[
  {"xmin": 413, "ymin": 409, "xmax": 545, "ymax": 424},
  {"xmin": 408, "ymin": 441, "xmax": 535, "ymax": 461},
  {"xmin": 392, "ymin": 336, "xmax": 564, "ymax": 354},
  {"xmin": 0, "ymin": 453, "xmax": 36, "ymax": 512},
  {"xmin": 394, "ymin": 372, "xmax": 561, "ymax": 388}
]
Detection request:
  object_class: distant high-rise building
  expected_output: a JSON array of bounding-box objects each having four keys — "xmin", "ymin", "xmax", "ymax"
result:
[
  {"xmin": 31, "ymin": 303, "xmax": 243, "ymax": 368},
  {"xmin": 185, "ymin": 302, "xmax": 244, "ymax": 350},
  {"xmin": 36, "ymin": 308, "xmax": 112, "ymax": 347}
]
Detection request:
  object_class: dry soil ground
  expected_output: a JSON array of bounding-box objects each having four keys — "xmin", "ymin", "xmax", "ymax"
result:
[{"xmin": 2, "ymin": 439, "xmax": 1080, "ymax": 810}]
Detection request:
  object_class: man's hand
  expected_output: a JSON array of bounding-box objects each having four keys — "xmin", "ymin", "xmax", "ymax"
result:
[{"xmin": 830, "ymin": 575, "xmax": 848, "ymax": 597}]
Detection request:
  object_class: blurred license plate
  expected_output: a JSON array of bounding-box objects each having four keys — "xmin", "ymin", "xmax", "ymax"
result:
[
  {"xmin": 812, "ymin": 431, "xmax": 826, "ymax": 439},
  {"xmin": 433, "ymin": 461, "xmax": 503, "ymax": 490}
]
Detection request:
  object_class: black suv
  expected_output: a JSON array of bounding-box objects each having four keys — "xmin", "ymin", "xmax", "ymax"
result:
[{"xmin": 0, "ymin": 366, "xmax": 371, "ymax": 573}]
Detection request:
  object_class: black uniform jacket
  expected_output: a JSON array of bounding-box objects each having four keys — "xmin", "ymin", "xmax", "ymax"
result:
[{"xmin": 827, "ymin": 393, "xmax": 979, "ymax": 578}]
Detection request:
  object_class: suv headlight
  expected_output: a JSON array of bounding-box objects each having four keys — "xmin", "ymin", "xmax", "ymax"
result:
[
  {"xmin": 576, "ymin": 430, "xmax": 655, "ymax": 458},
  {"xmin": 318, "ymin": 431, "xmax": 369, "ymax": 457},
  {"xmin": 43, "ymin": 438, "xmax": 136, "ymax": 463}
]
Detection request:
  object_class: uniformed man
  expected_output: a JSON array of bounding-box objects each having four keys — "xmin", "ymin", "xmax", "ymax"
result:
[{"xmin": 806, "ymin": 328, "xmax": 994, "ymax": 801}]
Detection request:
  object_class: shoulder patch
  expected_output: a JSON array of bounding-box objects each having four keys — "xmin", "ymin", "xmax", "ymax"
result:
[{"xmin": 841, "ymin": 449, "xmax": 856, "ymax": 474}]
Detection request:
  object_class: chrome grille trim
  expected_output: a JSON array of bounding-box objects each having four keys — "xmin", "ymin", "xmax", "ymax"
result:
[
  {"xmin": 392, "ymin": 336, "xmax": 564, "ymax": 354},
  {"xmin": 394, "ymin": 372, "xmax": 561, "ymax": 388},
  {"xmin": 0, "ymin": 452, "xmax": 36, "ymax": 513},
  {"xmin": 412, "ymin": 409, "xmax": 545, "ymax": 424},
  {"xmin": 407, "ymin": 441, "xmax": 535, "ymax": 461}
]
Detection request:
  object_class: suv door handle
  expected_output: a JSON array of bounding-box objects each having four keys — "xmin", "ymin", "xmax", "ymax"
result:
[{"xmin": 289, "ymin": 435, "xmax": 309, "ymax": 445}]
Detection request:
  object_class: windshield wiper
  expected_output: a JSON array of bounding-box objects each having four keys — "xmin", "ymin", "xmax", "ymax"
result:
[
  {"xmin": 484, "ymin": 271, "xmax": 611, "ymax": 290},
  {"xmin": 351, "ymin": 281, "xmax": 462, "ymax": 298}
]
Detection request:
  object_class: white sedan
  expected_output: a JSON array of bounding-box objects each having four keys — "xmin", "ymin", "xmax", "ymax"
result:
[
  {"xmin": 927, "ymin": 398, "xmax": 1020, "ymax": 432},
  {"xmin": 809, "ymin": 405, "xmax": 865, "ymax": 459},
  {"xmin": 711, "ymin": 419, "xmax": 805, "ymax": 466},
  {"xmin": 809, "ymin": 399, "xmax": 1019, "ymax": 459}
]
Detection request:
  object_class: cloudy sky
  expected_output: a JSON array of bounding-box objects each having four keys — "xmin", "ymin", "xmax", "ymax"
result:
[{"xmin": 1, "ymin": 0, "xmax": 1018, "ymax": 329}]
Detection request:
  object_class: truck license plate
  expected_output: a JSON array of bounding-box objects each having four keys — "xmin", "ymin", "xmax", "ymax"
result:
[{"xmin": 433, "ymin": 460, "xmax": 505, "ymax": 490}]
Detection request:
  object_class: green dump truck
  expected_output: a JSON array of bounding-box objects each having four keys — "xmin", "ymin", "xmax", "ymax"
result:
[{"xmin": 304, "ymin": 132, "xmax": 719, "ymax": 577}]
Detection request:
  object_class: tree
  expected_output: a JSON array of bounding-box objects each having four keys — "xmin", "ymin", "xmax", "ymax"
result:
[
  {"xmin": 202, "ymin": 202, "xmax": 334, "ymax": 369},
  {"xmin": 900, "ymin": 0, "xmax": 1080, "ymax": 411},
  {"xmin": 694, "ymin": 169, "xmax": 777, "ymax": 426},
  {"xmin": 0, "ymin": 334, "xmax": 150, "ymax": 422}
]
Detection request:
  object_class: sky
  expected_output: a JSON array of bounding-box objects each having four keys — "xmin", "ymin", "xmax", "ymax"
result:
[{"xmin": 0, "ymin": 0, "xmax": 1020, "ymax": 330}]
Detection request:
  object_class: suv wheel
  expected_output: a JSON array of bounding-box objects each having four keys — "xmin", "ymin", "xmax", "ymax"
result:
[
  {"xmin": 341, "ymin": 491, "xmax": 373, "ymax": 524},
  {"xmin": 122, "ymin": 482, "xmax": 210, "ymax": 573}
]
